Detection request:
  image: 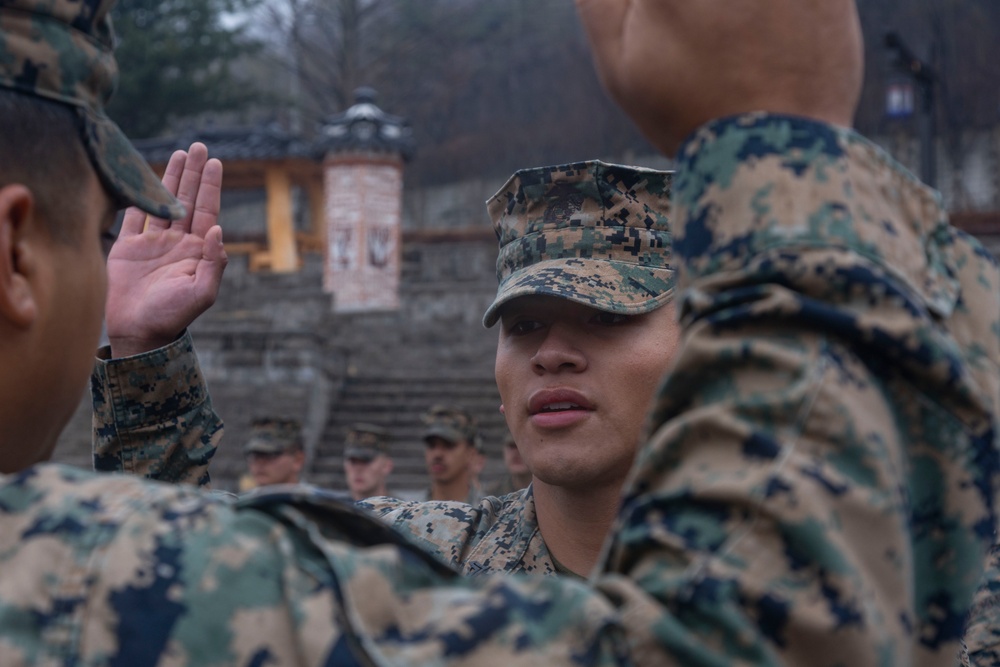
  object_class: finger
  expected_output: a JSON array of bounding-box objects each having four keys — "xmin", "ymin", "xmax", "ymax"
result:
[
  {"xmin": 119, "ymin": 206, "xmax": 147, "ymax": 238},
  {"xmin": 146, "ymin": 149, "xmax": 188, "ymax": 231},
  {"xmin": 194, "ymin": 225, "xmax": 228, "ymax": 310},
  {"xmin": 190, "ymin": 158, "xmax": 224, "ymax": 239},
  {"xmin": 170, "ymin": 143, "xmax": 210, "ymax": 234}
]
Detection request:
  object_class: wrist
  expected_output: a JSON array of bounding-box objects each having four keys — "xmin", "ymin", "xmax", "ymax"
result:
[{"xmin": 108, "ymin": 332, "xmax": 181, "ymax": 358}]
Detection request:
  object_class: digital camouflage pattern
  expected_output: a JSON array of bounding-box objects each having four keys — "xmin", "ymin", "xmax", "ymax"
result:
[
  {"xmin": 244, "ymin": 417, "xmax": 303, "ymax": 455},
  {"xmin": 344, "ymin": 423, "xmax": 390, "ymax": 460},
  {"xmin": 3, "ymin": 113, "xmax": 998, "ymax": 665},
  {"xmin": 963, "ymin": 545, "xmax": 1000, "ymax": 664},
  {"xmin": 92, "ymin": 331, "xmax": 220, "ymax": 487},
  {"xmin": 0, "ymin": 0, "xmax": 184, "ymax": 218},
  {"xmin": 483, "ymin": 160, "xmax": 674, "ymax": 327},
  {"xmin": 421, "ymin": 404, "xmax": 479, "ymax": 445},
  {"xmin": 362, "ymin": 487, "xmax": 560, "ymax": 576}
]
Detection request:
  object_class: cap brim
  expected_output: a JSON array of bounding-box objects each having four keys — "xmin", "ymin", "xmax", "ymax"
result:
[
  {"xmin": 78, "ymin": 106, "xmax": 186, "ymax": 220},
  {"xmin": 483, "ymin": 258, "xmax": 674, "ymax": 327},
  {"xmin": 423, "ymin": 426, "xmax": 465, "ymax": 444},
  {"xmin": 344, "ymin": 448, "xmax": 379, "ymax": 461},
  {"xmin": 244, "ymin": 443, "xmax": 282, "ymax": 455}
]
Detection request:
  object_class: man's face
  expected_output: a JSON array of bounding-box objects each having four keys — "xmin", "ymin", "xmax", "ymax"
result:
[
  {"xmin": 246, "ymin": 449, "xmax": 305, "ymax": 486},
  {"xmin": 8, "ymin": 167, "xmax": 116, "ymax": 470},
  {"xmin": 344, "ymin": 454, "xmax": 393, "ymax": 500},
  {"xmin": 424, "ymin": 436, "xmax": 475, "ymax": 486},
  {"xmin": 495, "ymin": 295, "xmax": 680, "ymax": 491}
]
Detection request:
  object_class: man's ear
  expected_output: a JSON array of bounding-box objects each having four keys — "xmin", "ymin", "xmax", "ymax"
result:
[{"xmin": 0, "ymin": 184, "xmax": 40, "ymax": 329}]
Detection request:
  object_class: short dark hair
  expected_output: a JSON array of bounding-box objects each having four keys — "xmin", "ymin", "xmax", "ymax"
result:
[{"xmin": 0, "ymin": 89, "xmax": 95, "ymax": 242}]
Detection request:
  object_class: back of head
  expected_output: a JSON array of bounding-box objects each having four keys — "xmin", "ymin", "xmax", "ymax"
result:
[
  {"xmin": 421, "ymin": 405, "xmax": 478, "ymax": 446},
  {"xmin": 483, "ymin": 160, "xmax": 674, "ymax": 327},
  {"xmin": 0, "ymin": 0, "xmax": 185, "ymax": 220}
]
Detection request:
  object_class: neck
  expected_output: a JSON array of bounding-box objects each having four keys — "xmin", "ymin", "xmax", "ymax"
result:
[
  {"xmin": 532, "ymin": 478, "xmax": 621, "ymax": 576},
  {"xmin": 353, "ymin": 482, "xmax": 387, "ymax": 502},
  {"xmin": 511, "ymin": 471, "xmax": 532, "ymax": 489},
  {"xmin": 430, "ymin": 476, "xmax": 470, "ymax": 502}
]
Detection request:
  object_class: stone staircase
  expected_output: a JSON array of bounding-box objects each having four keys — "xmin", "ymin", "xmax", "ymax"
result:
[{"xmin": 310, "ymin": 374, "xmax": 508, "ymax": 494}]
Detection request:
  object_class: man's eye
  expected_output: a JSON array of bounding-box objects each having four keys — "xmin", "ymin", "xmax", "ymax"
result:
[
  {"xmin": 591, "ymin": 311, "xmax": 629, "ymax": 326},
  {"xmin": 506, "ymin": 319, "xmax": 543, "ymax": 336}
]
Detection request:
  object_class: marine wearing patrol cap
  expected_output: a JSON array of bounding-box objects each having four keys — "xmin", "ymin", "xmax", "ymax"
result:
[
  {"xmin": 243, "ymin": 418, "xmax": 303, "ymax": 455},
  {"xmin": 344, "ymin": 423, "xmax": 390, "ymax": 461},
  {"xmin": 0, "ymin": 0, "xmax": 185, "ymax": 219},
  {"xmin": 483, "ymin": 160, "xmax": 673, "ymax": 327},
  {"xmin": 421, "ymin": 405, "xmax": 478, "ymax": 445}
]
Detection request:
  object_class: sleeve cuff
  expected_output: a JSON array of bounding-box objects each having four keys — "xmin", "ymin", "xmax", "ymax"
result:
[{"xmin": 93, "ymin": 330, "xmax": 209, "ymax": 429}]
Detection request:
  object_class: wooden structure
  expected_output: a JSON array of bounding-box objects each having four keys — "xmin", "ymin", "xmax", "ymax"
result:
[
  {"xmin": 137, "ymin": 125, "xmax": 321, "ymax": 273},
  {"xmin": 319, "ymin": 88, "xmax": 413, "ymax": 312},
  {"xmin": 134, "ymin": 88, "xmax": 413, "ymax": 285}
]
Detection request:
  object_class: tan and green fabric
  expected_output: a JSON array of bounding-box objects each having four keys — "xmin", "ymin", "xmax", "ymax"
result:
[{"xmin": 0, "ymin": 0, "xmax": 183, "ymax": 218}]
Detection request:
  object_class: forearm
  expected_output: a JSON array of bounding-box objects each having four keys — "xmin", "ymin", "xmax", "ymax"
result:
[{"xmin": 92, "ymin": 330, "xmax": 222, "ymax": 486}]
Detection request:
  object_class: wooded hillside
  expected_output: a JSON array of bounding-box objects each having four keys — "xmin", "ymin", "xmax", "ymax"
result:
[{"xmin": 109, "ymin": 0, "xmax": 1000, "ymax": 188}]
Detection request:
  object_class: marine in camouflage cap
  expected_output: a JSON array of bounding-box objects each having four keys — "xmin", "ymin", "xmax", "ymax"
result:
[
  {"xmin": 343, "ymin": 423, "xmax": 394, "ymax": 501},
  {"xmin": 344, "ymin": 423, "xmax": 390, "ymax": 461},
  {"xmin": 421, "ymin": 405, "xmax": 482, "ymax": 504},
  {"xmin": 483, "ymin": 160, "xmax": 673, "ymax": 327},
  {"xmin": 422, "ymin": 404, "xmax": 478, "ymax": 445},
  {"xmin": 0, "ymin": 0, "xmax": 185, "ymax": 218},
  {"xmin": 243, "ymin": 417, "xmax": 305, "ymax": 487},
  {"xmin": 244, "ymin": 417, "xmax": 303, "ymax": 455}
]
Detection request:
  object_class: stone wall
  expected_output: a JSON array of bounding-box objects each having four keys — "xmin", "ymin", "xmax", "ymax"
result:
[{"xmin": 54, "ymin": 231, "xmax": 505, "ymax": 495}]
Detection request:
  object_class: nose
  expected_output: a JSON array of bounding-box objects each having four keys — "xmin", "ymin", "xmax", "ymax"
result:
[{"xmin": 531, "ymin": 324, "xmax": 586, "ymax": 375}]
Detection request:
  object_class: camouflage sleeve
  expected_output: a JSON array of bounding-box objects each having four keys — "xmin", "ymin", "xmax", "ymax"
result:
[
  {"xmin": 592, "ymin": 114, "xmax": 1000, "ymax": 665},
  {"xmin": 2, "ymin": 464, "xmax": 626, "ymax": 666},
  {"xmin": 360, "ymin": 495, "xmax": 492, "ymax": 568},
  {"xmin": 964, "ymin": 544, "xmax": 1000, "ymax": 664},
  {"xmin": 91, "ymin": 330, "xmax": 222, "ymax": 487}
]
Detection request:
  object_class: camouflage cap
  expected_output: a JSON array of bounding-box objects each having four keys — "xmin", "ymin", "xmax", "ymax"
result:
[
  {"xmin": 483, "ymin": 160, "xmax": 674, "ymax": 327},
  {"xmin": 421, "ymin": 405, "xmax": 477, "ymax": 446},
  {"xmin": 244, "ymin": 418, "xmax": 303, "ymax": 455},
  {"xmin": 344, "ymin": 423, "xmax": 390, "ymax": 461},
  {"xmin": 0, "ymin": 0, "xmax": 185, "ymax": 219}
]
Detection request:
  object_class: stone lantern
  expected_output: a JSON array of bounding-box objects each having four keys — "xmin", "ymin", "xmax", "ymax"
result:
[{"xmin": 317, "ymin": 87, "xmax": 414, "ymax": 312}]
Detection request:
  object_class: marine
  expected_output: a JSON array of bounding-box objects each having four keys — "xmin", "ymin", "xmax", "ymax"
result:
[{"xmin": 362, "ymin": 158, "xmax": 680, "ymax": 578}]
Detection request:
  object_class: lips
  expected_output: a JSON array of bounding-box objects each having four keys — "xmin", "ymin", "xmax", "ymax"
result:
[{"xmin": 528, "ymin": 388, "xmax": 594, "ymax": 415}]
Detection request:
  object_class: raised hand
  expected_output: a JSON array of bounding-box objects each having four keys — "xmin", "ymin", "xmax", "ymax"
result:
[
  {"xmin": 105, "ymin": 143, "xmax": 227, "ymax": 358},
  {"xmin": 573, "ymin": 0, "xmax": 865, "ymax": 155}
]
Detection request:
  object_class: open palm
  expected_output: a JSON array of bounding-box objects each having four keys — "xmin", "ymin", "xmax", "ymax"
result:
[{"xmin": 105, "ymin": 143, "xmax": 227, "ymax": 358}]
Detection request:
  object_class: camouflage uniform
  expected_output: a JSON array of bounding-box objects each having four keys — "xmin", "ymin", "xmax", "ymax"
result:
[
  {"xmin": 4, "ymin": 1, "xmax": 999, "ymax": 655},
  {"xmin": 363, "ymin": 487, "xmax": 559, "ymax": 576},
  {"xmin": 964, "ymin": 547, "xmax": 1000, "ymax": 664},
  {"xmin": 243, "ymin": 417, "xmax": 304, "ymax": 456}
]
